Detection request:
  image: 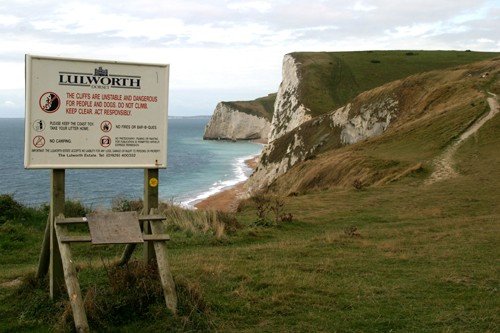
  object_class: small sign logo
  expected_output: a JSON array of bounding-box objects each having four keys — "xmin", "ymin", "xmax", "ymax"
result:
[
  {"xmin": 94, "ymin": 66, "xmax": 108, "ymax": 76},
  {"xmin": 100, "ymin": 136, "xmax": 111, "ymax": 148},
  {"xmin": 39, "ymin": 92, "xmax": 60, "ymax": 113},
  {"xmin": 149, "ymin": 177, "xmax": 158, "ymax": 188},
  {"xmin": 100, "ymin": 120, "xmax": 112, "ymax": 132},
  {"xmin": 33, "ymin": 135, "xmax": 45, "ymax": 148},
  {"xmin": 33, "ymin": 119, "xmax": 45, "ymax": 132}
]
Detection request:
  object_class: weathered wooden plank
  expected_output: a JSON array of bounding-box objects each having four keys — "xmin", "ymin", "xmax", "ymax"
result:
[
  {"xmin": 142, "ymin": 234, "xmax": 170, "ymax": 241},
  {"xmin": 60, "ymin": 235, "xmax": 92, "ymax": 243},
  {"xmin": 138, "ymin": 215, "xmax": 166, "ymax": 222},
  {"xmin": 50, "ymin": 170, "xmax": 65, "ymax": 299},
  {"xmin": 54, "ymin": 219, "xmax": 89, "ymax": 332},
  {"xmin": 87, "ymin": 211, "xmax": 143, "ymax": 244},
  {"xmin": 36, "ymin": 216, "xmax": 50, "ymax": 279},
  {"xmin": 56, "ymin": 217, "xmax": 88, "ymax": 224},
  {"xmin": 150, "ymin": 217, "xmax": 177, "ymax": 314},
  {"xmin": 117, "ymin": 244, "xmax": 137, "ymax": 266}
]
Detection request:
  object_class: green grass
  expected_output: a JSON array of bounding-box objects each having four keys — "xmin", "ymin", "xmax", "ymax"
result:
[
  {"xmin": 1, "ymin": 124, "xmax": 499, "ymax": 332},
  {"xmin": 1, "ymin": 55, "xmax": 499, "ymax": 332},
  {"xmin": 223, "ymin": 93, "xmax": 276, "ymax": 120},
  {"xmin": 293, "ymin": 50, "xmax": 500, "ymax": 117}
]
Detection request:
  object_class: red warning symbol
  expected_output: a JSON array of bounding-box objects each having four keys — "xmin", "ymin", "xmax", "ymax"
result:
[
  {"xmin": 100, "ymin": 136, "xmax": 111, "ymax": 148},
  {"xmin": 100, "ymin": 120, "xmax": 112, "ymax": 132},
  {"xmin": 39, "ymin": 92, "xmax": 61, "ymax": 113},
  {"xmin": 33, "ymin": 135, "xmax": 45, "ymax": 148}
]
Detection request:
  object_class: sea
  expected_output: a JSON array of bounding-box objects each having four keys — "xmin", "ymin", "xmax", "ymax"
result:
[{"xmin": 0, "ymin": 117, "xmax": 262, "ymax": 208}]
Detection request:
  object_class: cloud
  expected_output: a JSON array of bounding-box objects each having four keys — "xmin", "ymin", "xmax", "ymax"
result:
[
  {"xmin": 0, "ymin": 0, "xmax": 498, "ymax": 117},
  {"xmin": 352, "ymin": 1, "xmax": 377, "ymax": 12},
  {"xmin": 0, "ymin": 14, "xmax": 21, "ymax": 26},
  {"xmin": 3, "ymin": 101, "xmax": 16, "ymax": 108},
  {"xmin": 227, "ymin": 1, "xmax": 273, "ymax": 13}
]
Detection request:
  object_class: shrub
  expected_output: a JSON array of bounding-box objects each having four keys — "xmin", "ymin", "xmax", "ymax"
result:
[
  {"xmin": 64, "ymin": 200, "xmax": 89, "ymax": 217},
  {"xmin": 344, "ymin": 226, "xmax": 361, "ymax": 238},
  {"xmin": 57, "ymin": 262, "xmax": 213, "ymax": 331},
  {"xmin": 251, "ymin": 194, "xmax": 293, "ymax": 226},
  {"xmin": 112, "ymin": 197, "xmax": 143, "ymax": 212},
  {"xmin": 352, "ymin": 179, "xmax": 364, "ymax": 190},
  {"xmin": 0, "ymin": 194, "xmax": 24, "ymax": 225}
]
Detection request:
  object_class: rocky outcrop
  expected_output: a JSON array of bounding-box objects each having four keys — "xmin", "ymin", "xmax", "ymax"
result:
[
  {"xmin": 335, "ymin": 97, "xmax": 398, "ymax": 145},
  {"xmin": 269, "ymin": 54, "xmax": 312, "ymax": 141},
  {"xmin": 203, "ymin": 102, "xmax": 271, "ymax": 141},
  {"xmin": 246, "ymin": 93, "xmax": 400, "ymax": 193}
]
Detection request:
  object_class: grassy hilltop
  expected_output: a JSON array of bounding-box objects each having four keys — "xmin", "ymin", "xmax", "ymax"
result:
[
  {"xmin": 1, "ymin": 52, "xmax": 499, "ymax": 331},
  {"xmin": 293, "ymin": 50, "xmax": 499, "ymax": 117},
  {"xmin": 222, "ymin": 93, "xmax": 276, "ymax": 121}
]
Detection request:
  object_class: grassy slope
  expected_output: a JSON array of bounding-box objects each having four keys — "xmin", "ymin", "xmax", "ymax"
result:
[
  {"xmin": 1, "ymin": 56, "xmax": 499, "ymax": 331},
  {"xmin": 223, "ymin": 93, "xmax": 276, "ymax": 121},
  {"xmin": 1, "ymin": 108, "xmax": 498, "ymax": 331},
  {"xmin": 293, "ymin": 50, "xmax": 500, "ymax": 117}
]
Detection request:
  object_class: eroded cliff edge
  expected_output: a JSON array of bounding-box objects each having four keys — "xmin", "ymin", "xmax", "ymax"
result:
[{"xmin": 203, "ymin": 94, "xmax": 275, "ymax": 142}]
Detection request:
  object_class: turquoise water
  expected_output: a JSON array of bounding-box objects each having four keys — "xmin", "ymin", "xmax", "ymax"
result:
[{"xmin": 0, "ymin": 118, "xmax": 262, "ymax": 208}]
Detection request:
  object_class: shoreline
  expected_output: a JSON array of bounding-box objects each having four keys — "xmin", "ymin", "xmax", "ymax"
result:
[{"xmin": 194, "ymin": 156, "xmax": 258, "ymax": 212}]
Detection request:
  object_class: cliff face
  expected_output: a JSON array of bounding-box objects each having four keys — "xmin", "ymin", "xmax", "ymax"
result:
[
  {"xmin": 269, "ymin": 55, "xmax": 312, "ymax": 141},
  {"xmin": 203, "ymin": 102, "xmax": 271, "ymax": 141},
  {"xmin": 246, "ymin": 90, "xmax": 400, "ymax": 193},
  {"xmin": 204, "ymin": 94, "xmax": 275, "ymax": 142},
  {"xmin": 246, "ymin": 57, "xmax": 500, "ymax": 194}
]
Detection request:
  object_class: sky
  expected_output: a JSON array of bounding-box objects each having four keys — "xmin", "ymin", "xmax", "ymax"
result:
[{"xmin": 0, "ymin": 0, "xmax": 499, "ymax": 117}]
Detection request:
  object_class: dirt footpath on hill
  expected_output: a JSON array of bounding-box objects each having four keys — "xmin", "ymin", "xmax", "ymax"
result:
[{"xmin": 426, "ymin": 93, "xmax": 499, "ymax": 184}]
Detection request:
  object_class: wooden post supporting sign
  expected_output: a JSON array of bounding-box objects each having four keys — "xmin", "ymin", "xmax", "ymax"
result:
[
  {"xmin": 35, "ymin": 169, "xmax": 66, "ymax": 298},
  {"xmin": 143, "ymin": 168, "xmax": 159, "ymax": 263},
  {"xmin": 50, "ymin": 169, "xmax": 65, "ymax": 298}
]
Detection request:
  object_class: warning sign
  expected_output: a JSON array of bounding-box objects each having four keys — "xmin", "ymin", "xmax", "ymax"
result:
[
  {"xmin": 33, "ymin": 135, "xmax": 45, "ymax": 148},
  {"xmin": 100, "ymin": 120, "xmax": 112, "ymax": 132},
  {"xmin": 24, "ymin": 55, "xmax": 169, "ymax": 169}
]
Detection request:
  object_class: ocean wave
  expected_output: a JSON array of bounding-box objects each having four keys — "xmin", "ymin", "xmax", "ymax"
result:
[{"xmin": 180, "ymin": 153, "xmax": 258, "ymax": 208}]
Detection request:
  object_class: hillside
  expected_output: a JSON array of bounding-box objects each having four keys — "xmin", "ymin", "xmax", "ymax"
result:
[
  {"xmin": 249, "ymin": 57, "xmax": 500, "ymax": 194},
  {"xmin": 1, "ymin": 54, "xmax": 499, "ymax": 332},
  {"xmin": 270, "ymin": 50, "xmax": 500, "ymax": 140},
  {"xmin": 293, "ymin": 50, "xmax": 499, "ymax": 117},
  {"xmin": 203, "ymin": 93, "xmax": 276, "ymax": 141}
]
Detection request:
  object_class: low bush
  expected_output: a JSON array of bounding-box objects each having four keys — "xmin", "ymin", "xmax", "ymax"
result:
[
  {"xmin": 251, "ymin": 194, "xmax": 293, "ymax": 226},
  {"xmin": 111, "ymin": 197, "xmax": 143, "ymax": 212},
  {"xmin": 0, "ymin": 194, "xmax": 24, "ymax": 225}
]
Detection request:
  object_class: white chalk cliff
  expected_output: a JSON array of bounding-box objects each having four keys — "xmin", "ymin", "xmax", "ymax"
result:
[
  {"xmin": 246, "ymin": 53, "xmax": 402, "ymax": 193},
  {"xmin": 269, "ymin": 54, "xmax": 312, "ymax": 142},
  {"xmin": 203, "ymin": 102, "xmax": 271, "ymax": 141}
]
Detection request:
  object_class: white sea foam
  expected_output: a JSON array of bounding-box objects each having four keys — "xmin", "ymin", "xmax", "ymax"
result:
[{"xmin": 180, "ymin": 153, "xmax": 258, "ymax": 208}]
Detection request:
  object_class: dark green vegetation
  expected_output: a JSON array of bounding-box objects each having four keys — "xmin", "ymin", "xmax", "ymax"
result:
[
  {"xmin": 293, "ymin": 50, "xmax": 500, "ymax": 117},
  {"xmin": 223, "ymin": 93, "xmax": 276, "ymax": 120}
]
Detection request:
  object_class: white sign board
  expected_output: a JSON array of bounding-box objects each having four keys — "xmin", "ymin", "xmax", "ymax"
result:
[{"xmin": 24, "ymin": 55, "xmax": 168, "ymax": 169}]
